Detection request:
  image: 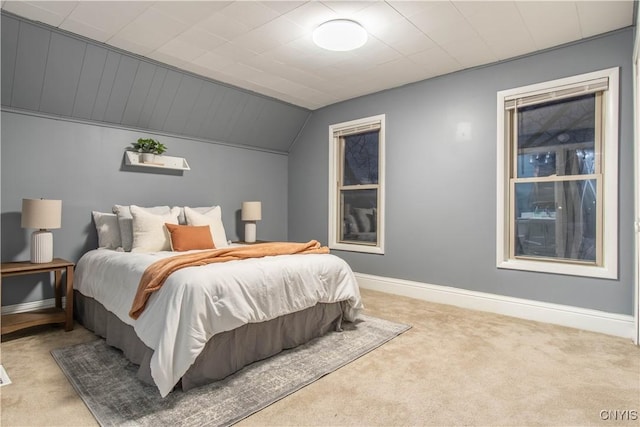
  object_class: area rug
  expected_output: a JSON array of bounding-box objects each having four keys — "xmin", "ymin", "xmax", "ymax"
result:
[{"xmin": 51, "ymin": 314, "xmax": 410, "ymax": 427}]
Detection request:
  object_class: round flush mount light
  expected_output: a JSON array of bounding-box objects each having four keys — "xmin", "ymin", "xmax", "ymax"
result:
[{"xmin": 313, "ymin": 19, "xmax": 368, "ymax": 52}]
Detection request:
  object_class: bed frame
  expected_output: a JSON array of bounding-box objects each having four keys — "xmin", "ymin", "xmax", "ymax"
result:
[{"xmin": 74, "ymin": 291, "xmax": 344, "ymax": 392}]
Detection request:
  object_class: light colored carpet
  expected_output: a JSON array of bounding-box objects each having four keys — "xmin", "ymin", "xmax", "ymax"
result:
[
  {"xmin": 50, "ymin": 315, "xmax": 409, "ymax": 426},
  {"xmin": 1, "ymin": 288, "xmax": 639, "ymax": 426}
]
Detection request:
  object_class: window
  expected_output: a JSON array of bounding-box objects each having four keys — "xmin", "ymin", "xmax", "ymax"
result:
[
  {"xmin": 329, "ymin": 114, "xmax": 385, "ymax": 254},
  {"xmin": 497, "ymin": 68, "xmax": 619, "ymax": 278}
]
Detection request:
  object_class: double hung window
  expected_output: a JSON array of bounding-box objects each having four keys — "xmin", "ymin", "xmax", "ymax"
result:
[
  {"xmin": 328, "ymin": 115, "xmax": 385, "ymax": 254},
  {"xmin": 497, "ymin": 68, "xmax": 618, "ymax": 278}
]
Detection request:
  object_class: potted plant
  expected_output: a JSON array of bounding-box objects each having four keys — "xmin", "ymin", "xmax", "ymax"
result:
[{"xmin": 130, "ymin": 138, "xmax": 167, "ymax": 163}]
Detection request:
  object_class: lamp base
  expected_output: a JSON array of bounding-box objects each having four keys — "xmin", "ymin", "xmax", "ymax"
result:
[
  {"xmin": 244, "ymin": 222, "xmax": 257, "ymax": 243},
  {"xmin": 31, "ymin": 230, "xmax": 53, "ymax": 263}
]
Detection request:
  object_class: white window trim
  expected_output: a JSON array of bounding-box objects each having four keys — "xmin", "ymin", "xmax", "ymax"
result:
[
  {"xmin": 328, "ymin": 114, "xmax": 385, "ymax": 254},
  {"xmin": 496, "ymin": 68, "xmax": 619, "ymax": 279}
]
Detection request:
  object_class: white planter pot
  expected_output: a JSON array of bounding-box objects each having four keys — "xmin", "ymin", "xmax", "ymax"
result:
[{"xmin": 140, "ymin": 153, "xmax": 155, "ymax": 163}]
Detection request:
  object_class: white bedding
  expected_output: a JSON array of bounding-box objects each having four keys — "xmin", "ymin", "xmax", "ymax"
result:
[{"xmin": 74, "ymin": 247, "xmax": 363, "ymax": 397}]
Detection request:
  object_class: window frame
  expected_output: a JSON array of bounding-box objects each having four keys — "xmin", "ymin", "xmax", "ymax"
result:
[
  {"xmin": 328, "ymin": 114, "xmax": 385, "ymax": 254},
  {"xmin": 496, "ymin": 68, "xmax": 619, "ymax": 279}
]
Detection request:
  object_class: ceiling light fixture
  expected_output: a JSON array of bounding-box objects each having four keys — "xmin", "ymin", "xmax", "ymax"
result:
[{"xmin": 313, "ymin": 19, "xmax": 368, "ymax": 52}]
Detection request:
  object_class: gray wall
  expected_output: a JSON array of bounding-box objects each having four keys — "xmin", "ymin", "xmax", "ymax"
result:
[
  {"xmin": 1, "ymin": 12, "xmax": 310, "ymax": 153},
  {"xmin": 1, "ymin": 111, "xmax": 288, "ymax": 305},
  {"xmin": 0, "ymin": 11, "xmax": 298, "ymax": 308},
  {"xmin": 288, "ymin": 28, "xmax": 635, "ymax": 316}
]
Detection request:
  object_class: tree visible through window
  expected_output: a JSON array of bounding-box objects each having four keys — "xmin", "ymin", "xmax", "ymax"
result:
[{"xmin": 343, "ymin": 131, "xmax": 379, "ymax": 186}]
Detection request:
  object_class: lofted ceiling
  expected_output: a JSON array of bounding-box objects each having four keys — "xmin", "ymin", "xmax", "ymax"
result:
[{"xmin": 0, "ymin": 1, "xmax": 634, "ymax": 110}]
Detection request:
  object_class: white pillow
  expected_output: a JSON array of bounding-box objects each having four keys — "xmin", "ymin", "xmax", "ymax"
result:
[
  {"xmin": 176, "ymin": 206, "xmax": 220, "ymax": 225},
  {"xmin": 92, "ymin": 211, "xmax": 121, "ymax": 249},
  {"xmin": 113, "ymin": 205, "xmax": 171, "ymax": 251},
  {"xmin": 184, "ymin": 206, "xmax": 229, "ymax": 248},
  {"xmin": 130, "ymin": 205, "xmax": 180, "ymax": 252}
]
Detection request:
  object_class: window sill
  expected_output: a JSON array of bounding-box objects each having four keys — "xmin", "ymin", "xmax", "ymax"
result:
[
  {"xmin": 329, "ymin": 242, "xmax": 384, "ymax": 254},
  {"xmin": 497, "ymin": 258, "xmax": 617, "ymax": 279}
]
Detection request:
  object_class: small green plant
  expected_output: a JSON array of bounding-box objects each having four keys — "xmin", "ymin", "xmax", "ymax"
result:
[{"xmin": 130, "ymin": 138, "xmax": 167, "ymax": 155}]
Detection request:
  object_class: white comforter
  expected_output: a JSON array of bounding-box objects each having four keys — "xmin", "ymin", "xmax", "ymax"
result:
[{"xmin": 74, "ymin": 247, "xmax": 363, "ymax": 397}]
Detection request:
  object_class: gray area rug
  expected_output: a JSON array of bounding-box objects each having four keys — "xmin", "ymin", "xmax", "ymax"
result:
[{"xmin": 51, "ymin": 314, "xmax": 410, "ymax": 427}]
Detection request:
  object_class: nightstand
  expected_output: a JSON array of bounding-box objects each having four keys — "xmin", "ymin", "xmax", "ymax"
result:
[{"xmin": 1, "ymin": 258, "xmax": 74, "ymax": 334}]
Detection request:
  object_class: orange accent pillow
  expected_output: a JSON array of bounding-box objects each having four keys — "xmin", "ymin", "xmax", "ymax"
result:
[{"xmin": 165, "ymin": 223, "xmax": 215, "ymax": 251}]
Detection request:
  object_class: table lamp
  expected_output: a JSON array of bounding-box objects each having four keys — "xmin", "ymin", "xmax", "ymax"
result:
[
  {"xmin": 21, "ymin": 198, "xmax": 62, "ymax": 263},
  {"xmin": 241, "ymin": 201, "xmax": 261, "ymax": 243}
]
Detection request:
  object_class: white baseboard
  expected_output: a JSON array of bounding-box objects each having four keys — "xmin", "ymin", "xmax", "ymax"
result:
[
  {"xmin": 1, "ymin": 297, "xmax": 65, "ymax": 315},
  {"xmin": 3, "ymin": 279, "xmax": 634, "ymax": 340},
  {"xmin": 355, "ymin": 273, "xmax": 635, "ymax": 340}
]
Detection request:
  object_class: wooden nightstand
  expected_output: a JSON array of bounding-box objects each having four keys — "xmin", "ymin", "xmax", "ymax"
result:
[{"xmin": 1, "ymin": 258, "xmax": 74, "ymax": 334}]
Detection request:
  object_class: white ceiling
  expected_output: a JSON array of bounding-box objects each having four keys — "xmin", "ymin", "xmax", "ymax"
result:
[{"xmin": 1, "ymin": 1, "xmax": 634, "ymax": 110}]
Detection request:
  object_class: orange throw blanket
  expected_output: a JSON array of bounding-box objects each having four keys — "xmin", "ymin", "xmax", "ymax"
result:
[{"xmin": 129, "ymin": 240, "xmax": 329, "ymax": 319}]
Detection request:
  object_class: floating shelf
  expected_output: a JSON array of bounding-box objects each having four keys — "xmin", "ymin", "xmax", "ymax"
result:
[{"xmin": 124, "ymin": 151, "xmax": 190, "ymax": 171}]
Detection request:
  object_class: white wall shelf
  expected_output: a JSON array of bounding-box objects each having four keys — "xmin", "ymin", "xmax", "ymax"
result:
[{"xmin": 124, "ymin": 151, "xmax": 190, "ymax": 171}]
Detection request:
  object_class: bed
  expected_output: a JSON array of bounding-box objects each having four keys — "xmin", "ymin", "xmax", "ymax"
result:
[{"xmin": 76, "ymin": 205, "xmax": 363, "ymax": 397}]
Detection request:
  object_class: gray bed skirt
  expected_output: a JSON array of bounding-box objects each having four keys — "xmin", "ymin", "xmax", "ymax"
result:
[{"xmin": 74, "ymin": 291, "xmax": 344, "ymax": 392}]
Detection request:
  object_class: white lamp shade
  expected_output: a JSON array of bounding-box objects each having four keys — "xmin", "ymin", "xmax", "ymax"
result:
[
  {"xmin": 21, "ymin": 198, "xmax": 62, "ymax": 230},
  {"xmin": 241, "ymin": 201, "xmax": 262, "ymax": 221}
]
